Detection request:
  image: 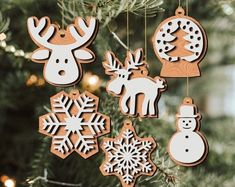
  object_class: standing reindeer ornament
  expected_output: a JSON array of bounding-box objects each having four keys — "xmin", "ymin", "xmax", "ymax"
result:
[
  {"xmin": 27, "ymin": 16, "xmax": 98, "ymax": 86},
  {"xmin": 103, "ymin": 49, "xmax": 167, "ymax": 118}
]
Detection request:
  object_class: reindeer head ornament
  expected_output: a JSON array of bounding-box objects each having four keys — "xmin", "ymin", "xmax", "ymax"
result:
[
  {"xmin": 27, "ymin": 16, "xmax": 98, "ymax": 86},
  {"xmin": 103, "ymin": 49, "xmax": 167, "ymax": 118}
]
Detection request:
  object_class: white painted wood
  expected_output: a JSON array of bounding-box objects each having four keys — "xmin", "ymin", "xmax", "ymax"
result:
[
  {"xmin": 154, "ymin": 18, "xmax": 204, "ymax": 62},
  {"xmin": 27, "ymin": 17, "xmax": 98, "ymax": 86}
]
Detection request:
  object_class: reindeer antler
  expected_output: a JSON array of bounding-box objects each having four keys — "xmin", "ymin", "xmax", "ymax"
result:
[
  {"xmin": 68, "ymin": 17, "xmax": 98, "ymax": 49},
  {"xmin": 103, "ymin": 52, "xmax": 122, "ymax": 74},
  {"xmin": 27, "ymin": 17, "xmax": 56, "ymax": 49},
  {"xmin": 126, "ymin": 49, "xmax": 144, "ymax": 71}
]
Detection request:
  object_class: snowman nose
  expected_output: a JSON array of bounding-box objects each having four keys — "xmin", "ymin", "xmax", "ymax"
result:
[{"xmin": 186, "ymin": 123, "xmax": 188, "ymax": 126}]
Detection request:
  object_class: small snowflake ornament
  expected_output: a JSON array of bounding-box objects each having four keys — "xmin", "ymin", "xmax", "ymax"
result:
[
  {"xmin": 152, "ymin": 6, "xmax": 207, "ymax": 77},
  {"xmin": 100, "ymin": 120, "xmax": 157, "ymax": 187},
  {"xmin": 39, "ymin": 90, "xmax": 110, "ymax": 159},
  {"xmin": 27, "ymin": 16, "xmax": 98, "ymax": 86}
]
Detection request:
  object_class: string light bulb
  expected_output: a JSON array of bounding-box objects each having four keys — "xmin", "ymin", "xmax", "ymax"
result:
[
  {"xmin": 36, "ymin": 78, "xmax": 46, "ymax": 87},
  {"xmin": 0, "ymin": 33, "xmax": 7, "ymax": 41},
  {"xmin": 4, "ymin": 179, "xmax": 16, "ymax": 187},
  {"xmin": 1, "ymin": 175, "xmax": 16, "ymax": 187},
  {"xmin": 26, "ymin": 74, "xmax": 45, "ymax": 87},
  {"xmin": 26, "ymin": 74, "xmax": 38, "ymax": 86},
  {"xmin": 82, "ymin": 72, "xmax": 101, "ymax": 92},
  {"xmin": 222, "ymin": 4, "xmax": 234, "ymax": 15}
]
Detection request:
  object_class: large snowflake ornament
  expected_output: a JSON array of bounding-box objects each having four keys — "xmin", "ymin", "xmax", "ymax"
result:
[
  {"xmin": 100, "ymin": 120, "xmax": 157, "ymax": 187},
  {"xmin": 39, "ymin": 90, "xmax": 110, "ymax": 159}
]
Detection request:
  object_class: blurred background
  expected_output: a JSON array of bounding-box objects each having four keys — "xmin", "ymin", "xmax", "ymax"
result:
[{"xmin": 0, "ymin": 0, "xmax": 235, "ymax": 186}]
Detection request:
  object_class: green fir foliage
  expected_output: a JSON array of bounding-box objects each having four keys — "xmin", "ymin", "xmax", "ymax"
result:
[{"xmin": 0, "ymin": 0, "xmax": 235, "ymax": 187}]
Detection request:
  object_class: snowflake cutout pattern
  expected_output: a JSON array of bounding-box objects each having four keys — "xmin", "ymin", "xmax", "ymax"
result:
[
  {"xmin": 100, "ymin": 120, "xmax": 157, "ymax": 187},
  {"xmin": 39, "ymin": 90, "xmax": 110, "ymax": 159}
]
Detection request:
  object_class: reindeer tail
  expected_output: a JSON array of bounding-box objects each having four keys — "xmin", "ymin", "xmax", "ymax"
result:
[{"xmin": 153, "ymin": 76, "xmax": 161, "ymax": 81}]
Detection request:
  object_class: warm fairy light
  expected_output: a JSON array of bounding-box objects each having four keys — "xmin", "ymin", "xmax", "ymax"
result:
[
  {"xmin": 26, "ymin": 74, "xmax": 38, "ymax": 86},
  {"xmin": 26, "ymin": 74, "xmax": 46, "ymax": 87},
  {"xmin": 0, "ymin": 33, "xmax": 6, "ymax": 41},
  {"xmin": 0, "ymin": 39, "xmax": 31, "ymax": 59},
  {"xmin": 88, "ymin": 75, "xmax": 99, "ymax": 86},
  {"xmin": 0, "ymin": 175, "xmax": 8, "ymax": 183},
  {"xmin": 6, "ymin": 46, "xmax": 16, "ymax": 53},
  {"xmin": 36, "ymin": 78, "xmax": 46, "ymax": 86},
  {"xmin": 14, "ymin": 50, "xmax": 25, "ymax": 57},
  {"xmin": 4, "ymin": 179, "xmax": 16, "ymax": 187},
  {"xmin": 0, "ymin": 175, "xmax": 16, "ymax": 187},
  {"xmin": 222, "ymin": 4, "xmax": 234, "ymax": 15},
  {"xmin": 82, "ymin": 72, "xmax": 102, "ymax": 92},
  {"xmin": 0, "ymin": 41, "xmax": 6, "ymax": 47}
]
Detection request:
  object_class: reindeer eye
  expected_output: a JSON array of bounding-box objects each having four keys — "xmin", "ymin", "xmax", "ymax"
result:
[
  {"xmin": 56, "ymin": 59, "xmax": 59, "ymax": 63},
  {"xmin": 65, "ymin": 59, "xmax": 68, "ymax": 63}
]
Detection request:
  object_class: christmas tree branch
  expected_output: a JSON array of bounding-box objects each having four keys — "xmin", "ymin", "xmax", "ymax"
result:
[
  {"xmin": 0, "ymin": 11, "xmax": 10, "ymax": 33},
  {"xmin": 27, "ymin": 169, "xmax": 82, "ymax": 187},
  {"xmin": 57, "ymin": 0, "xmax": 164, "ymax": 26}
]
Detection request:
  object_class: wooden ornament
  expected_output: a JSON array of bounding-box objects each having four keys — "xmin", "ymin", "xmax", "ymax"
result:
[
  {"xmin": 152, "ymin": 7, "xmax": 207, "ymax": 77},
  {"xmin": 100, "ymin": 120, "xmax": 157, "ymax": 187},
  {"xmin": 168, "ymin": 97, "xmax": 209, "ymax": 166},
  {"xmin": 39, "ymin": 90, "xmax": 110, "ymax": 159},
  {"xmin": 103, "ymin": 48, "xmax": 167, "ymax": 118},
  {"xmin": 27, "ymin": 16, "xmax": 99, "ymax": 86}
]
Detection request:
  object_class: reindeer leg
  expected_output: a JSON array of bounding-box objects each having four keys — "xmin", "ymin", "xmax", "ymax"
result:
[
  {"xmin": 129, "ymin": 95, "xmax": 136, "ymax": 115},
  {"xmin": 149, "ymin": 99, "xmax": 156, "ymax": 116},
  {"xmin": 121, "ymin": 94, "xmax": 129, "ymax": 114},
  {"xmin": 142, "ymin": 97, "xmax": 149, "ymax": 116}
]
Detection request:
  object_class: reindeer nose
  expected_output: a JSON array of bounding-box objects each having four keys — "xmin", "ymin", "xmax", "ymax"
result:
[{"xmin": 58, "ymin": 70, "xmax": 65, "ymax": 76}]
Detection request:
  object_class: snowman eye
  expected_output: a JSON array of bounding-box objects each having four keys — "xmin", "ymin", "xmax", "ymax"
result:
[
  {"xmin": 56, "ymin": 59, "xmax": 59, "ymax": 63},
  {"xmin": 183, "ymin": 120, "xmax": 185, "ymax": 123},
  {"xmin": 65, "ymin": 59, "xmax": 68, "ymax": 63},
  {"xmin": 189, "ymin": 120, "xmax": 192, "ymax": 123}
]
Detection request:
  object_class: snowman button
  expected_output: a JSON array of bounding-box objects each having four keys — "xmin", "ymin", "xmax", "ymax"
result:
[
  {"xmin": 185, "ymin": 135, "xmax": 189, "ymax": 138},
  {"xmin": 185, "ymin": 149, "xmax": 189, "ymax": 152}
]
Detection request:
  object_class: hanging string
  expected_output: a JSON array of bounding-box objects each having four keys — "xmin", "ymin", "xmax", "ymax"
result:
[
  {"xmin": 186, "ymin": 0, "xmax": 189, "ymax": 97},
  {"xmin": 186, "ymin": 77, "xmax": 189, "ymax": 96},
  {"xmin": 144, "ymin": 2, "xmax": 147, "ymax": 62},
  {"xmin": 179, "ymin": 0, "xmax": 181, "ymax": 7},
  {"xmin": 61, "ymin": 0, "xmax": 65, "ymax": 30},
  {"xmin": 73, "ymin": 0, "xmax": 76, "ymax": 13},
  {"xmin": 186, "ymin": 0, "xmax": 189, "ymax": 16},
  {"xmin": 127, "ymin": 0, "xmax": 130, "ymax": 51},
  {"xmin": 73, "ymin": 0, "xmax": 76, "ymax": 90}
]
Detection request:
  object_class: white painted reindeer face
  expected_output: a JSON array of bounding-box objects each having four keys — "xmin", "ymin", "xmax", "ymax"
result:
[
  {"xmin": 43, "ymin": 46, "xmax": 79, "ymax": 85},
  {"xmin": 27, "ymin": 17, "xmax": 98, "ymax": 86},
  {"xmin": 103, "ymin": 49, "xmax": 144, "ymax": 95},
  {"xmin": 107, "ymin": 69, "xmax": 131, "ymax": 94}
]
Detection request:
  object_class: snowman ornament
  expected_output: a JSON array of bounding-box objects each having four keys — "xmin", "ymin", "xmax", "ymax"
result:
[{"xmin": 168, "ymin": 97, "xmax": 208, "ymax": 166}]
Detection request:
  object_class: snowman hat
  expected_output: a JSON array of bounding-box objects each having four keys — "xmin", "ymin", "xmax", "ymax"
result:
[{"xmin": 176, "ymin": 97, "xmax": 199, "ymax": 118}]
